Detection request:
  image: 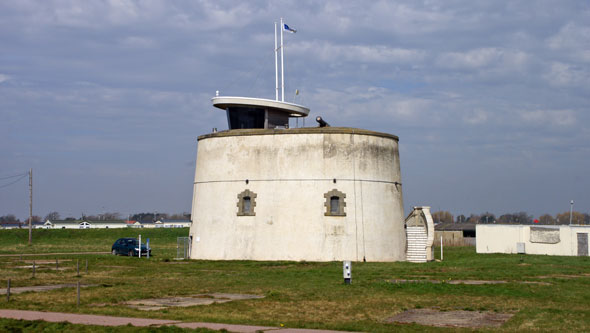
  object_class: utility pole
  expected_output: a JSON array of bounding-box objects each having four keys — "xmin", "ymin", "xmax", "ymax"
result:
[{"xmin": 28, "ymin": 168, "xmax": 32, "ymax": 245}]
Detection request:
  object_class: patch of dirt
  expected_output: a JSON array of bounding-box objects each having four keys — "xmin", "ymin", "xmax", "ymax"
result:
[
  {"xmin": 0, "ymin": 284, "xmax": 97, "ymax": 295},
  {"xmin": 389, "ymin": 279, "xmax": 550, "ymax": 285},
  {"xmin": 103, "ymin": 265, "xmax": 134, "ymax": 269},
  {"xmin": 15, "ymin": 265, "xmax": 70, "ymax": 271},
  {"xmin": 125, "ymin": 293, "xmax": 264, "ymax": 311},
  {"xmin": 87, "ymin": 303, "xmax": 109, "ymax": 307},
  {"xmin": 386, "ymin": 308, "xmax": 513, "ymax": 328},
  {"xmin": 535, "ymin": 273, "xmax": 590, "ymax": 279},
  {"xmin": 21, "ymin": 260, "xmax": 72, "ymax": 264}
]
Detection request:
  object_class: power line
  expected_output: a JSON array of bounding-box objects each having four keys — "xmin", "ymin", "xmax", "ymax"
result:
[
  {"xmin": 0, "ymin": 174, "xmax": 28, "ymax": 189},
  {"xmin": 0, "ymin": 172, "xmax": 27, "ymax": 180}
]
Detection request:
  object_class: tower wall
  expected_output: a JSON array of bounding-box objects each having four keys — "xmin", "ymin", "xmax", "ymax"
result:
[{"xmin": 189, "ymin": 127, "xmax": 405, "ymax": 261}]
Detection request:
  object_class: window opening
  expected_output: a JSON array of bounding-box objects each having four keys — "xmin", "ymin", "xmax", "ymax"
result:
[
  {"xmin": 330, "ymin": 196, "xmax": 339, "ymax": 214},
  {"xmin": 244, "ymin": 196, "xmax": 251, "ymax": 213},
  {"xmin": 237, "ymin": 189, "xmax": 257, "ymax": 216},
  {"xmin": 324, "ymin": 189, "xmax": 346, "ymax": 216}
]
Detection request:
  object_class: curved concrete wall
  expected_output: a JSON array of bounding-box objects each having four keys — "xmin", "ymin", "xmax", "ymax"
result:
[{"xmin": 189, "ymin": 127, "xmax": 405, "ymax": 261}]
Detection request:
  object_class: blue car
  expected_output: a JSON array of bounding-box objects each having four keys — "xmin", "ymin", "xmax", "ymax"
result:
[{"xmin": 111, "ymin": 238, "xmax": 151, "ymax": 256}]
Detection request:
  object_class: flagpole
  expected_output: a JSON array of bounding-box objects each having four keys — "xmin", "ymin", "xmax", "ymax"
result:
[
  {"xmin": 274, "ymin": 21, "xmax": 279, "ymax": 101},
  {"xmin": 280, "ymin": 17, "xmax": 285, "ymax": 102}
]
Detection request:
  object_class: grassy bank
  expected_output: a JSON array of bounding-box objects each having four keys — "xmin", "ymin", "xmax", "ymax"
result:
[{"xmin": 1, "ymin": 228, "xmax": 589, "ymax": 331}]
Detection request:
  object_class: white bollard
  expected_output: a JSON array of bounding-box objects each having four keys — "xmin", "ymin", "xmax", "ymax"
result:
[{"xmin": 343, "ymin": 261, "xmax": 352, "ymax": 284}]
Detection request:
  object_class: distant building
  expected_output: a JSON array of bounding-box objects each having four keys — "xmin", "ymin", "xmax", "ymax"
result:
[
  {"xmin": 477, "ymin": 224, "xmax": 590, "ymax": 256},
  {"xmin": 434, "ymin": 222, "xmax": 477, "ymax": 246},
  {"xmin": 44, "ymin": 220, "xmax": 128, "ymax": 229},
  {"xmin": 155, "ymin": 219, "xmax": 191, "ymax": 228},
  {"xmin": 126, "ymin": 219, "xmax": 191, "ymax": 228}
]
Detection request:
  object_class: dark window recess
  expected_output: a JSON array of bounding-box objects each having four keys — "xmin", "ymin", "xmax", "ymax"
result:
[
  {"xmin": 227, "ymin": 107, "xmax": 265, "ymax": 129},
  {"xmin": 330, "ymin": 196, "xmax": 339, "ymax": 214},
  {"xmin": 463, "ymin": 229, "xmax": 476, "ymax": 238},
  {"xmin": 266, "ymin": 110, "xmax": 289, "ymax": 129},
  {"xmin": 243, "ymin": 196, "xmax": 251, "ymax": 213}
]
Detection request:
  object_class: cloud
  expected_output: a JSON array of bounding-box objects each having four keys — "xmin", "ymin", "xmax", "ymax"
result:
[
  {"xmin": 544, "ymin": 62, "xmax": 588, "ymax": 87},
  {"xmin": 520, "ymin": 109, "xmax": 576, "ymax": 127},
  {"xmin": 547, "ymin": 22, "xmax": 590, "ymax": 62},
  {"xmin": 119, "ymin": 36, "xmax": 156, "ymax": 48},
  {"xmin": 0, "ymin": 74, "xmax": 9, "ymax": 83},
  {"xmin": 293, "ymin": 41, "xmax": 426, "ymax": 64},
  {"xmin": 435, "ymin": 48, "xmax": 529, "ymax": 71},
  {"xmin": 462, "ymin": 109, "xmax": 488, "ymax": 125}
]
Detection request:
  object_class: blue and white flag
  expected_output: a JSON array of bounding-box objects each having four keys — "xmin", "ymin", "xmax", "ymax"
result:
[{"xmin": 283, "ymin": 24, "xmax": 297, "ymax": 33}]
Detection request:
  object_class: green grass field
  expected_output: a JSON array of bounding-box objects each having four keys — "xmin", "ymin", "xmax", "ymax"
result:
[{"xmin": 1, "ymin": 228, "xmax": 590, "ymax": 332}]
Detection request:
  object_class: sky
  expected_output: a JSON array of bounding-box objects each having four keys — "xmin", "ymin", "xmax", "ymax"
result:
[{"xmin": 1, "ymin": 1, "xmax": 589, "ymax": 220}]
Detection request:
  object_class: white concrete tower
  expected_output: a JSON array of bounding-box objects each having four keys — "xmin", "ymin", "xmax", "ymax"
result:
[{"xmin": 188, "ymin": 95, "xmax": 406, "ymax": 261}]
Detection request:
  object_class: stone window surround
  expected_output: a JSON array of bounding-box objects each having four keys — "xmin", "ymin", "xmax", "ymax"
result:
[
  {"xmin": 324, "ymin": 189, "xmax": 346, "ymax": 216},
  {"xmin": 237, "ymin": 189, "xmax": 257, "ymax": 216}
]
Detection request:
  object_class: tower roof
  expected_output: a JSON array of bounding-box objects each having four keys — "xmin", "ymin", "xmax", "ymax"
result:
[{"xmin": 212, "ymin": 96, "xmax": 309, "ymax": 117}]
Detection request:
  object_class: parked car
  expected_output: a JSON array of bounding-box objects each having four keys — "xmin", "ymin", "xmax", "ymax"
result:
[{"xmin": 111, "ymin": 237, "xmax": 151, "ymax": 256}]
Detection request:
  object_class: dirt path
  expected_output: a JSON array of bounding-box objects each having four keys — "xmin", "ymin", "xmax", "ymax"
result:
[
  {"xmin": 0, "ymin": 252, "xmax": 110, "ymax": 257},
  {"xmin": 0, "ymin": 284, "xmax": 96, "ymax": 295},
  {"xmin": 0, "ymin": 309, "xmax": 353, "ymax": 333}
]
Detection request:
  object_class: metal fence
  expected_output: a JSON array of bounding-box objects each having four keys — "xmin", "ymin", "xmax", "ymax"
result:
[{"xmin": 176, "ymin": 237, "xmax": 191, "ymax": 259}]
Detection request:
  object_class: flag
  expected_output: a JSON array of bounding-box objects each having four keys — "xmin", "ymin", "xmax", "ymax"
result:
[{"xmin": 283, "ymin": 24, "xmax": 297, "ymax": 33}]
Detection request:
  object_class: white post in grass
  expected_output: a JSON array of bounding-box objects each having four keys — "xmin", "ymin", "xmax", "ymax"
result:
[{"xmin": 138, "ymin": 234, "xmax": 142, "ymax": 258}]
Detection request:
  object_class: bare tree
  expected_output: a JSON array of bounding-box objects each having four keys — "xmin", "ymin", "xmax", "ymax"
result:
[
  {"xmin": 498, "ymin": 212, "xmax": 532, "ymax": 224},
  {"xmin": 556, "ymin": 211, "xmax": 585, "ymax": 225},
  {"xmin": 431, "ymin": 211, "xmax": 453, "ymax": 224},
  {"xmin": 539, "ymin": 214, "xmax": 556, "ymax": 225},
  {"xmin": 103, "ymin": 212, "xmax": 121, "ymax": 220},
  {"xmin": 466, "ymin": 214, "xmax": 481, "ymax": 224},
  {"xmin": 169, "ymin": 213, "xmax": 191, "ymax": 220},
  {"xmin": 44, "ymin": 211, "xmax": 60, "ymax": 221},
  {"xmin": 479, "ymin": 212, "xmax": 496, "ymax": 224},
  {"xmin": 0, "ymin": 214, "xmax": 19, "ymax": 223}
]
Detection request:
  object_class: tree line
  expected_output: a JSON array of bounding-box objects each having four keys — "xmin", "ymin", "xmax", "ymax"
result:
[
  {"xmin": 0, "ymin": 211, "xmax": 191, "ymax": 224},
  {"xmin": 432, "ymin": 211, "xmax": 590, "ymax": 225}
]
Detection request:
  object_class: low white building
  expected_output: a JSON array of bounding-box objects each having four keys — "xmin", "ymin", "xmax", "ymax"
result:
[
  {"xmin": 125, "ymin": 220, "xmax": 191, "ymax": 228},
  {"xmin": 477, "ymin": 224, "xmax": 590, "ymax": 256},
  {"xmin": 44, "ymin": 220, "xmax": 128, "ymax": 229}
]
